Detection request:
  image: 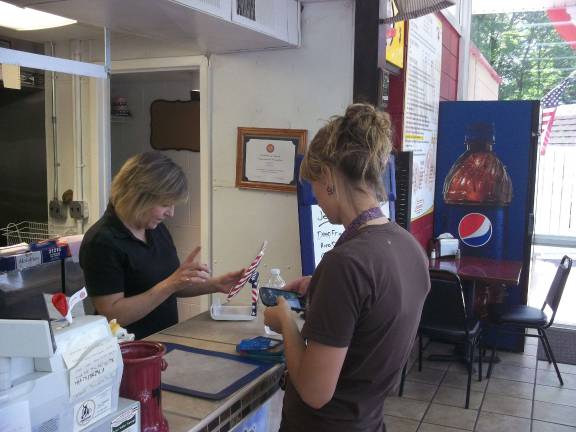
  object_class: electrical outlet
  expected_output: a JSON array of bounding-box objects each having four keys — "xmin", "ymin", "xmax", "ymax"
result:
[
  {"xmin": 69, "ymin": 201, "xmax": 89, "ymax": 219},
  {"xmin": 49, "ymin": 198, "xmax": 66, "ymax": 219}
]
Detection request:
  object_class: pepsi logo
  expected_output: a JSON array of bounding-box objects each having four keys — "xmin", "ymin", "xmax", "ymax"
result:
[{"xmin": 458, "ymin": 213, "xmax": 492, "ymax": 247}]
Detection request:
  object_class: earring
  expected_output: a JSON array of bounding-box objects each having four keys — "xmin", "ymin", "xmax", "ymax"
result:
[{"xmin": 326, "ymin": 185, "xmax": 335, "ymax": 195}]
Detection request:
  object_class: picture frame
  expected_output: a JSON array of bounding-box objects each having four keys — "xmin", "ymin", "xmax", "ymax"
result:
[{"xmin": 236, "ymin": 127, "xmax": 307, "ymax": 193}]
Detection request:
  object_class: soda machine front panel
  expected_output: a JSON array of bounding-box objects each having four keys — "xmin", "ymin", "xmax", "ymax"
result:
[{"xmin": 435, "ymin": 101, "xmax": 539, "ymax": 264}]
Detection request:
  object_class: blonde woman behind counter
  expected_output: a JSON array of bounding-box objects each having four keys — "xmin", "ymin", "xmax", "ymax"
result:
[{"xmin": 80, "ymin": 152, "xmax": 243, "ymax": 339}]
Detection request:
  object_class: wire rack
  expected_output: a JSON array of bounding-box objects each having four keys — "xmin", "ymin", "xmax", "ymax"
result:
[{"xmin": 1, "ymin": 221, "xmax": 75, "ymax": 246}]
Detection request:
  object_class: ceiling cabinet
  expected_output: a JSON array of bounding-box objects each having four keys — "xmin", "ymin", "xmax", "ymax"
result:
[{"xmin": 7, "ymin": 0, "xmax": 301, "ymax": 53}]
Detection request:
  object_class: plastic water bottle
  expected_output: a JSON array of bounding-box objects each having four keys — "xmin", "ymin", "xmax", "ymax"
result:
[{"xmin": 267, "ymin": 268, "xmax": 285, "ymax": 289}]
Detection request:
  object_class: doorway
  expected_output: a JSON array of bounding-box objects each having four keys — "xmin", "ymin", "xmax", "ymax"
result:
[{"xmin": 110, "ymin": 63, "xmax": 209, "ymax": 320}]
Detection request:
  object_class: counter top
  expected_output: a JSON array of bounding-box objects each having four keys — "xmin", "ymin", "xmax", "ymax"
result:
[{"xmin": 147, "ymin": 311, "xmax": 284, "ymax": 432}]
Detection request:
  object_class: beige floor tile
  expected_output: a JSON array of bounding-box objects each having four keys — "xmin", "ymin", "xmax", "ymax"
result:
[
  {"xmin": 532, "ymin": 420, "xmax": 576, "ymax": 432},
  {"xmin": 533, "ymin": 401, "xmax": 576, "ymax": 427},
  {"xmin": 421, "ymin": 358, "xmax": 453, "ymax": 371},
  {"xmin": 538, "ymin": 361, "xmax": 576, "ymax": 375},
  {"xmin": 497, "ymin": 352, "xmax": 537, "ymax": 369},
  {"xmin": 481, "ymin": 393, "xmax": 532, "ymax": 418},
  {"xmin": 407, "ymin": 366, "xmax": 446, "ymax": 385},
  {"xmin": 425, "ymin": 342, "xmax": 457, "ymax": 356},
  {"xmin": 383, "ymin": 396, "xmax": 429, "ymax": 421},
  {"xmin": 486, "ymin": 378, "xmax": 534, "ymax": 400},
  {"xmin": 419, "ymin": 423, "xmax": 466, "ymax": 432},
  {"xmin": 382, "ymin": 415, "xmax": 420, "ymax": 432},
  {"xmin": 537, "ymin": 370, "xmax": 576, "ymax": 390},
  {"xmin": 448, "ymin": 361, "xmax": 482, "ymax": 376},
  {"xmin": 433, "ymin": 385, "xmax": 484, "ymax": 410},
  {"xmin": 423, "ymin": 403, "xmax": 478, "ymax": 430},
  {"xmin": 524, "ymin": 344, "xmax": 538, "ymax": 356},
  {"xmin": 489, "ymin": 364, "xmax": 536, "ymax": 383},
  {"xmin": 442, "ymin": 371, "xmax": 488, "ymax": 392},
  {"xmin": 401, "ymin": 380, "xmax": 438, "ymax": 402},
  {"xmin": 475, "ymin": 412, "xmax": 531, "ymax": 432},
  {"xmin": 535, "ymin": 385, "xmax": 576, "ymax": 407}
]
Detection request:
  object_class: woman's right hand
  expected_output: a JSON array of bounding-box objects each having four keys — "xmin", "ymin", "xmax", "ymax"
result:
[
  {"xmin": 164, "ymin": 246, "xmax": 211, "ymax": 293},
  {"xmin": 285, "ymin": 275, "xmax": 312, "ymax": 296}
]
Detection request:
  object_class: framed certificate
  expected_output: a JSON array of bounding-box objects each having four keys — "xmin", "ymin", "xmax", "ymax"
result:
[{"xmin": 236, "ymin": 127, "xmax": 307, "ymax": 192}]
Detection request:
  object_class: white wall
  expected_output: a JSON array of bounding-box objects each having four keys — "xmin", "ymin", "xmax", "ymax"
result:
[
  {"xmin": 45, "ymin": 41, "xmax": 103, "ymax": 234},
  {"xmin": 467, "ymin": 46, "xmax": 500, "ymax": 101},
  {"xmin": 210, "ymin": 0, "xmax": 355, "ymax": 304}
]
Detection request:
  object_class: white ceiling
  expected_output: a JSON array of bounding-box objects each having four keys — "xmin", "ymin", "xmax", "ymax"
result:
[{"xmin": 473, "ymin": 0, "xmax": 576, "ymax": 14}]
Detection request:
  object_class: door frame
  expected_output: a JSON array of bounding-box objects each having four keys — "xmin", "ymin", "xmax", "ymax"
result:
[{"xmin": 108, "ymin": 56, "xmax": 213, "ymax": 287}]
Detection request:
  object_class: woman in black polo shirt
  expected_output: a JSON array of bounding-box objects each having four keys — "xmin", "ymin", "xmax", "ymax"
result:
[{"xmin": 80, "ymin": 152, "xmax": 243, "ymax": 339}]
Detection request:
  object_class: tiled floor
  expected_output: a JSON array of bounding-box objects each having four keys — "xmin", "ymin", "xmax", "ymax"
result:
[{"xmin": 383, "ymin": 336, "xmax": 576, "ymax": 432}]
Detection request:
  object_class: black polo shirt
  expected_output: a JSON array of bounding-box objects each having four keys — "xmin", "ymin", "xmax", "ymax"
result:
[{"xmin": 79, "ymin": 204, "xmax": 180, "ymax": 339}]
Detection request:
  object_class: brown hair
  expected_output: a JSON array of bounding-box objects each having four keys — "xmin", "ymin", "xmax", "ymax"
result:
[
  {"xmin": 300, "ymin": 103, "xmax": 393, "ymax": 200},
  {"xmin": 110, "ymin": 152, "xmax": 188, "ymax": 227}
]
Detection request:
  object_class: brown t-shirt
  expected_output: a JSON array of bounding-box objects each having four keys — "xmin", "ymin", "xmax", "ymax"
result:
[{"xmin": 281, "ymin": 222, "xmax": 430, "ymax": 432}]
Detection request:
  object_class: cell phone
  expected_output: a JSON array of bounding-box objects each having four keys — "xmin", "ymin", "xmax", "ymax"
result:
[{"xmin": 260, "ymin": 287, "xmax": 306, "ymax": 312}]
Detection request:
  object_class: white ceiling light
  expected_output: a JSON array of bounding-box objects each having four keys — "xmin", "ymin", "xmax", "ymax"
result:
[{"xmin": 0, "ymin": 1, "xmax": 76, "ymax": 31}]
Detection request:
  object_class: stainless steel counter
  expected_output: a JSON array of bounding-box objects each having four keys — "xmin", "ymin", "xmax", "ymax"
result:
[{"xmin": 147, "ymin": 311, "xmax": 284, "ymax": 432}]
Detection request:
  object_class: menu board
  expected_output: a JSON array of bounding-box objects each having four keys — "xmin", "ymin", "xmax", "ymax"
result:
[{"xmin": 402, "ymin": 13, "xmax": 442, "ymax": 221}]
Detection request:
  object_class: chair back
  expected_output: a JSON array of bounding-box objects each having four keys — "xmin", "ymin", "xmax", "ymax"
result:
[
  {"xmin": 421, "ymin": 270, "xmax": 469, "ymax": 336},
  {"xmin": 543, "ymin": 255, "xmax": 572, "ymax": 325}
]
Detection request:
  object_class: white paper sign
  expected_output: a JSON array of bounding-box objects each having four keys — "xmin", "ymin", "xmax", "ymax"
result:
[
  {"xmin": 0, "ymin": 400, "xmax": 31, "ymax": 432},
  {"xmin": 245, "ymin": 138, "xmax": 295, "ymax": 184},
  {"xmin": 69, "ymin": 338, "xmax": 118, "ymax": 399},
  {"xmin": 15, "ymin": 251, "xmax": 42, "ymax": 270},
  {"xmin": 310, "ymin": 203, "xmax": 391, "ymax": 268},
  {"xmin": 73, "ymin": 387, "xmax": 112, "ymax": 432},
  {"xmin": 402, "ymin": 13, "xmax": 442, "ymax": 221},
  {"xmin": 311, "ymin": 205, "xmax": 344, "ymax": 268},
  {"xmin": 111, "ymin": 405, "xmax": 139, "ymax": 432}
]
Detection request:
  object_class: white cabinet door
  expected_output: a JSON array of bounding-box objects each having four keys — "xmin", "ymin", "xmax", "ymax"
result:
[
  {"xmin": 232, "ymin": 0, "xmax": 291, "ymax": 41},
  {"xmin": 171, "ymin": 0, "xmax": 232, "ymax": 20}
]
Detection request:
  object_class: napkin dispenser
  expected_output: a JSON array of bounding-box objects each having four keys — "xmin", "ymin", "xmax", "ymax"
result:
[{"xmin": 436, "ymin": 235, "xmax": 460, "ymax": 257}]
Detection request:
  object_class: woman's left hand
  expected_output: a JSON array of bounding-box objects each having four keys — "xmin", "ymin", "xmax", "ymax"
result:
[
  {"xmin": 264, "ymin": 297, "xmax": 292, "ymax": 334},
  {"xmin": 209, "ymin": 269, "xmax": 245, "ymax": 294}
]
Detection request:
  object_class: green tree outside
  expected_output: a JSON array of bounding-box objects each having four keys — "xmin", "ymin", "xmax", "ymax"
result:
[{"xmin": 472, "ymin": 12, "xmax": 576, "ymax": 101}]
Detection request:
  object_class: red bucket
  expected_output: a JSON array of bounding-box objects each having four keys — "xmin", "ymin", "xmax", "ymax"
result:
[{"xmin": 120, "ymin": 341, "xmax": 168, "ymax": 432}]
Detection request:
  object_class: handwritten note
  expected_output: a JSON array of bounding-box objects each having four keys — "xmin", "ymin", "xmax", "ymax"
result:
[
  {"xmin": 69, "ymin": 338, "xmax": 119, "ymax": 399},
  {"xmin": 311, "ymin": 205, "xmax": 344, "ymax": 267}
]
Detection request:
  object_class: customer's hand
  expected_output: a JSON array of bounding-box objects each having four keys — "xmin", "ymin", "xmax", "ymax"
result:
[
  {"xmin": 264, "ymin": 297, "xmax": 292, "ymax": 334},
  {"xmin": 164, "ymin": 246, "xmax": 211, "ymax": 293},
  {"xmin": 208, "ymin": 268, "xmax": 246, "ymax": 295},
  {"xmin": 285, "ymin": 276, "xmax": 312, "ymax": 296}
]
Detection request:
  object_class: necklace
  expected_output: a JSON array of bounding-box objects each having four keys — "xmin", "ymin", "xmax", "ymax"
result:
[{"xmin": 336, "ymin": 206, "xmax": 384, "ymax": 246}]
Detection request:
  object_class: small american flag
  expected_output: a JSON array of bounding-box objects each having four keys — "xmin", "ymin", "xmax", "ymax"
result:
[
  {"xmin": 540, "ymin": 75, "xmax": 575, "ymax": 155},
  {"xmin": 227, "ymin": 241, "xmax": 267, "ymax": 300}
]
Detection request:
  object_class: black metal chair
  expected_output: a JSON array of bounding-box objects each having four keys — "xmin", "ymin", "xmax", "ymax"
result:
[
  {"xmin": 399, "ymin": 269, "xmax": 482, "ymax": 409},
  {"xmin": 486, "ymin": 255, "xmax": 572, "ymax": 385}
]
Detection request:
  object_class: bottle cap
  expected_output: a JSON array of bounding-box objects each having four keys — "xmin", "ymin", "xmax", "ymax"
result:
[{"xmin": 270, "ymin": 268, "xmax": 280, "ymax": 275}]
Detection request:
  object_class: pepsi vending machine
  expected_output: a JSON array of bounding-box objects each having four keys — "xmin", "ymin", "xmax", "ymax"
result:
[{"xmin": 434, "ymin": 101, "xmax": 539, "ymax": 350}]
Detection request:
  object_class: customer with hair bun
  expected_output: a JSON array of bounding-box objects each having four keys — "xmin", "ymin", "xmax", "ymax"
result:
[
  {"xmin": 265, "ymin": 104, "xmax": 430, "ymax": 432},
  {"xmin": 80, "ymin": 152, "xmax": 243, "ymax": 339}
]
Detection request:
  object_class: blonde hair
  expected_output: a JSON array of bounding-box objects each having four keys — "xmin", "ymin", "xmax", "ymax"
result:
[
  {"xmin": 110, "ymin": 152, "xmax": 188, "ymax": 227},
  {"xmin": 300, "ymin": 103, "xmax": 393, "ymax": 201}
]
